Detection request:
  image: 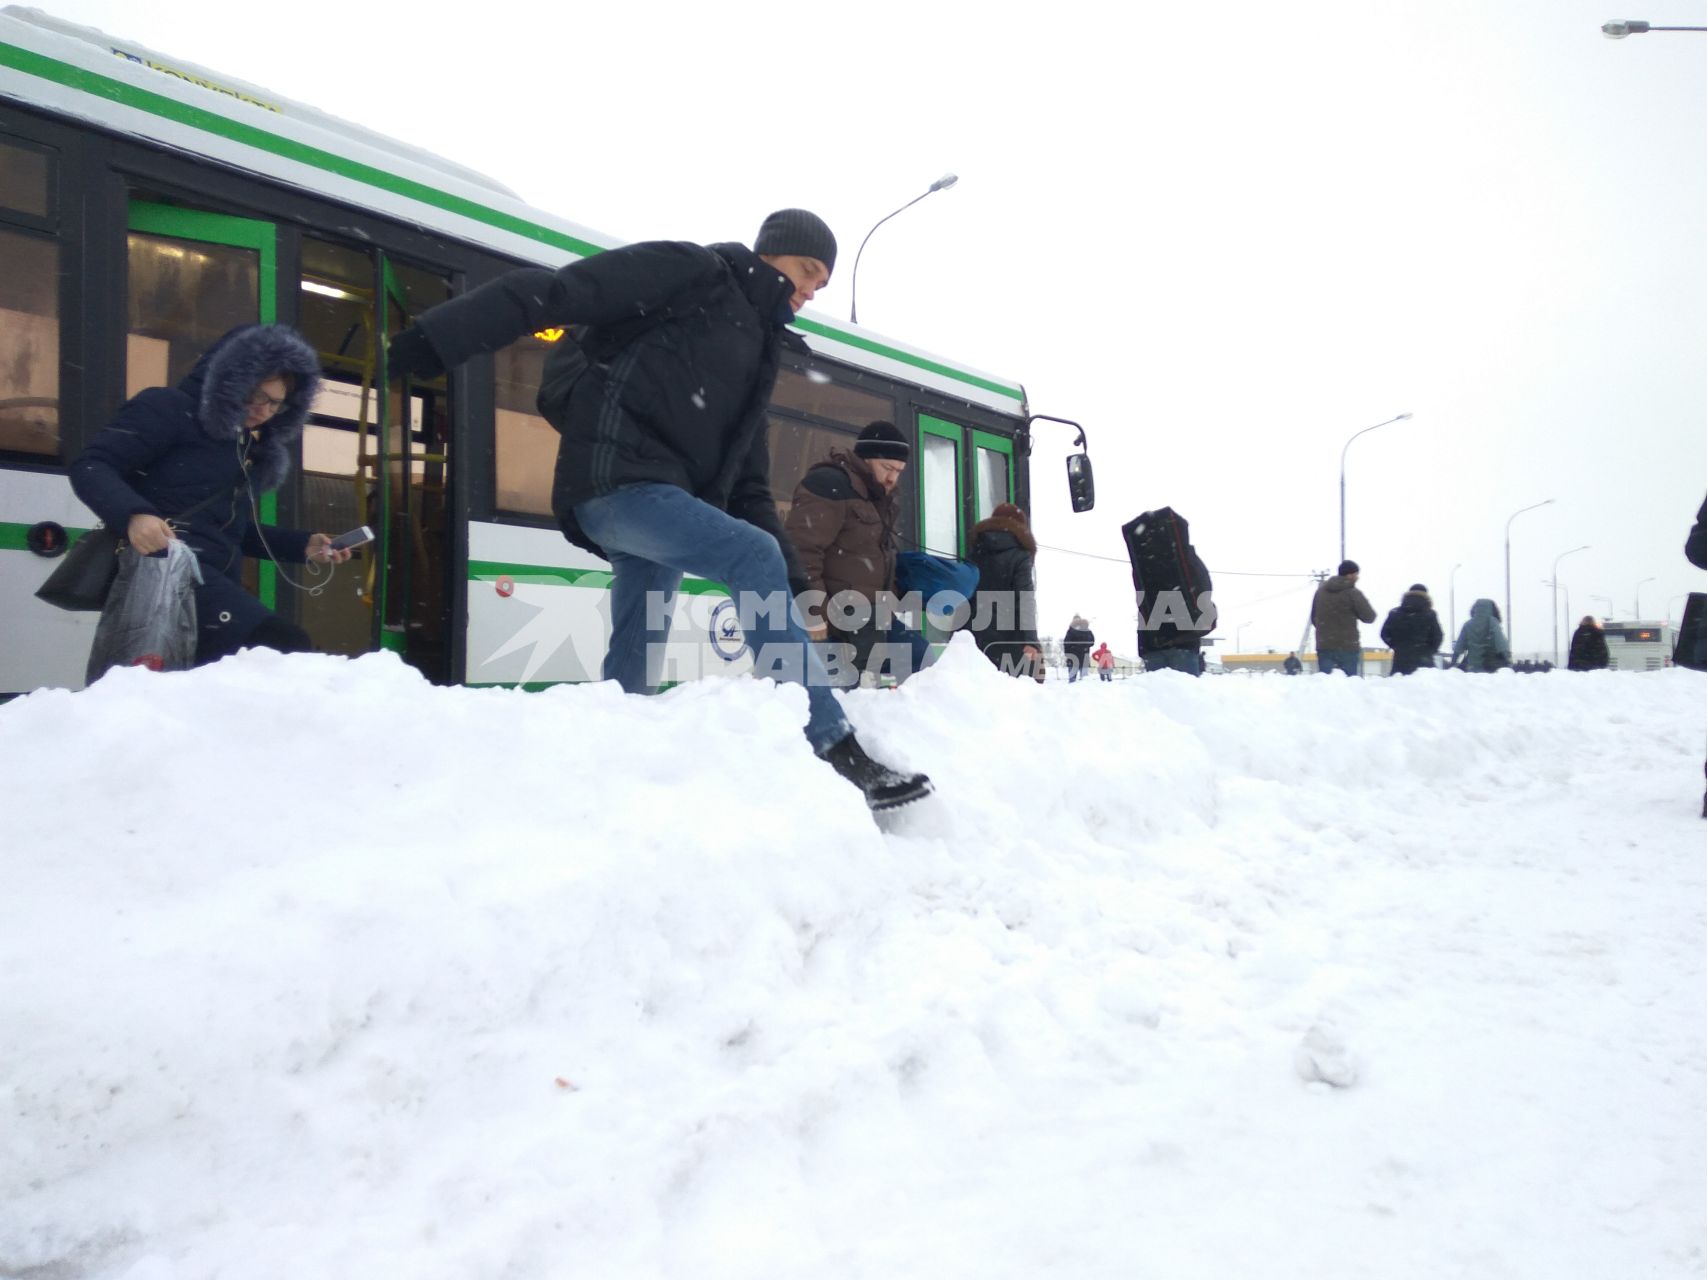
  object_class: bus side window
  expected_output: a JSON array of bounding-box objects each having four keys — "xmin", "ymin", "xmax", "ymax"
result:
[
  {"xmin": 0, "ymin": 137, "xmax": 60, "ymax": 459},
  {"xmin": 493, "ymin": 332, "xmax": 556, "ymax": 517}
]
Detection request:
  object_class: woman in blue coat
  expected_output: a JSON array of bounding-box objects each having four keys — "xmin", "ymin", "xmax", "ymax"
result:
[{"xmin": 70, "ymin": 325, "xmax": 350, "ymax": 664}]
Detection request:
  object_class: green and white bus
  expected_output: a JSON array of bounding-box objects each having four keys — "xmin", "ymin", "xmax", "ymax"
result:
[{"xmin": 0, "ymin": 6, "xmax": 1083, "ymax": 695}]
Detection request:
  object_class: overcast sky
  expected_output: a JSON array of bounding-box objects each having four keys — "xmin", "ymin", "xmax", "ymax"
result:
[{"xmin": 35, "ymin": 0, "xmax": 1707, "ymax": 659}]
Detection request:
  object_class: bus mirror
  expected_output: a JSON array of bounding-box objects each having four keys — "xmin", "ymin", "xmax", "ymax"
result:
[{"xmin": 1067, "ymin": 451, "xmax": 1095, "ymax": 513}]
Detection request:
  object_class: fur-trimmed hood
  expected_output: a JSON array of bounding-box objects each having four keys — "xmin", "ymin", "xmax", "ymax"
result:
[
  {"xmin": 1398, "ymin": 588, "xmax": 1434, "ymax": 610},
  {"xmin": 970, "ymin": 506, "xmax": 1036, "ymax": 553},
  {"xmin": 179, "ymin": 325, "xmax": 322, "ymax": 493}
]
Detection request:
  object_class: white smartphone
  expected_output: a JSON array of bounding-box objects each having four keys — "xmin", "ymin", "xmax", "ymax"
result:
[{"xmin": 327, "ymin": 525, "xmax": 375, "ymax": 552}]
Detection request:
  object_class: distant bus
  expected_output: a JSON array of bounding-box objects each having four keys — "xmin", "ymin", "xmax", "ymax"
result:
[
  {"xmin": 0, "ymin": 6, "xmax": 1069, "ymax": 695},
  {"xmin": 1603, "ymin": 622, "xmax": 1673, "ymax": 672}
]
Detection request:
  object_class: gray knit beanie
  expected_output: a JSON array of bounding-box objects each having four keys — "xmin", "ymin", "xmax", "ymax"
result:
[{"xmin": 754, "ymin": 209, "xmax": 838, "ymax": 275}]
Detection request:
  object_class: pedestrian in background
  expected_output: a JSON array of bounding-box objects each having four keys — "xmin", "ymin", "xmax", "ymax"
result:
[
  {"xmin": 1380, "ymin": 583, "xmax": 1444, "ymax": 675},
  {"xmin": 1566, "ymin": 616, "xmax": 1609, "ymax": 672},
  {"xmin": 1310, "ymin": 559, "xmax": 1376, "ymax": 675}
]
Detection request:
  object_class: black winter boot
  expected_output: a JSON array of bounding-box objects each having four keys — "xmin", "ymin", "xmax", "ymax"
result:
[{"xmin": 820, "ymin": 733, "xmax": 933, "ymax": 811}]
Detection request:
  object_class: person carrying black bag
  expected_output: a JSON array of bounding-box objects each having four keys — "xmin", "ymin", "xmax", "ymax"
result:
[{"xmin": 69, "ymin": 325, "xmax": 352, "ymax": 670}]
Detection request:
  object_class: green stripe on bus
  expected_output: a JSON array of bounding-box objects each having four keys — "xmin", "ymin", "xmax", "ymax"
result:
[
  {"xmin": 468, "ymin": 559, "xmax": 728, "ymax": 595},
  {"xmin": 1, "ymin": 522, "xmax": 95, "ymax": 550},
  {"xmin": 792, "ymin": 317, "xmax": 1025, "ymax": 402},
  {"xmin": 0, "ymin": 41, "xmax": 1026, "ymax": 405}
]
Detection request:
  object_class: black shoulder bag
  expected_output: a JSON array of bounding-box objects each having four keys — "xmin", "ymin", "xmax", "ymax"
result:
[{"xmin": 36, "ymin": 488, "xmax": 234, "ymax": 612}]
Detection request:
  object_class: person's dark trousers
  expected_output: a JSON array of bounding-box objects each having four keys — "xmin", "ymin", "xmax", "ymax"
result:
[
  {"xmin": 198, "ymin": 616, "xmax": 312, "ymax": 665},
  {"xmin": 831, "ymin": 616, "xmax": 933, "ymax": 688},
  {"xmin": 1143, "ymin": 648, "xmax": 1200, "ymax": 676},
  {"xmin": 574, "ymin": 482, "xmax": 852, "ymax": 753},
  {"xmin": 1317, "ymin": 649, "xmax": 1362, "ymax": 676},
  {"xmin": 1068, "ymin": 656, "xmax": 1086, "ymax": 682},
  {"xmin": 1098, "ymin": 668, "xmax": 1112, "ymax": 681}
]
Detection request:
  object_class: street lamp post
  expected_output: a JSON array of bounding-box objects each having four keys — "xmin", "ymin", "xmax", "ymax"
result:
[
  {"xmin": 848, "ymin": 173, "xmax": 958, "ymax": 326},
  {"xmin": 1504, "ymin": 499, "xmax": 1555, "ymax": 656},
  {"xmin": 1550, "ymin": 545, "xmax": 1590, "ymax": 667},
  {"xmin": 1448, "ymin": 562, "xmax": 1463, "ymax": 648},
  {"xmin": 1602, "ymin": 20, "xmax": 1707, "ymax": 37},
  {"xmin": 1339, "ymin": 413, "xmax": 1413, "ymax": 564},
  {"xmin": 1236, "ymin": 621, "xmax": 1253, "ymax": 654},
  {"xmin": 1634, "ymin": 576, "xmax": 1656, "ymax": 619},
  {"xmin": 1590, "ymin": 593, "xmax": 1615, "ymax": 621}
]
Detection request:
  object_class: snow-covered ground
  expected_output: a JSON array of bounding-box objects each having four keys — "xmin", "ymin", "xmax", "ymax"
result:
[{"xmin": 3, "ymin": 640, "xmax": 1705, "ymax": 1280}]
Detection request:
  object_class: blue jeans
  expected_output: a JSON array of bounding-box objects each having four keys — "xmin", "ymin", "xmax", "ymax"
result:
[
  {"xmin": 1143, "ymin": 648, "xmax": 1201, "ymax": 676},
  {"xmin": 574, "ymin": 483, "xmax": 851, "ymax": 753},
  {"xmin": 1317, "ymin": 649, "xmax": 1362, "ymax": 676}
]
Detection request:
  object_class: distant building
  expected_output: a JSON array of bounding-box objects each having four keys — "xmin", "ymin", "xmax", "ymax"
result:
[{"xmin": 1220, "ymin": 650, "xmax": 1395, "ymax": 677}]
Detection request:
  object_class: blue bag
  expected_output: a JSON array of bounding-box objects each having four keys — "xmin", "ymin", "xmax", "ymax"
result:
[{"xmin": 895, "ymin": 551, "xmax": 981, "ymax": 628}]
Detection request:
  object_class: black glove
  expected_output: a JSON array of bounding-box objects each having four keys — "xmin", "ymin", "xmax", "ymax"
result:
[{"xmin": 387, "ymin": 327, "xmax": 445, "ymax": 381}]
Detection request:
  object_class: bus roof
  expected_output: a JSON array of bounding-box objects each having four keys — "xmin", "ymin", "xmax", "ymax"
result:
[{"xmin": 0, "ymin": 6, "xmax": 1027, "ymax": 414}]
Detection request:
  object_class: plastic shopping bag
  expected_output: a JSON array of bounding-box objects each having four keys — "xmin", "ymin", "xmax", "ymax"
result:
[{"xmin": 86, "ymin": 540, "xmax": 202, "ymax": 683}]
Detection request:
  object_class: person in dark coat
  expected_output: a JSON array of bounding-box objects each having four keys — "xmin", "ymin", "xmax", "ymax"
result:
[
  {"xmin": 1684, "ymin": 494, "xmax": 1707, "ymax": 817},
  {"xmin": 1453, "ymin": 598, "xmax": 1511, "ymax": 672},
  {"xmin": 385, "ymin": 209, "xmax": 928, "ymax": 810},
  {"xmin": 966, "ymin": 503, "xmax": 1042, "ymax": 681},
  {"xmin": 69, "ymin": 325, "xmax": 352, "ymax": 666},
  {"xmin": 1283, "ymin": 652, "xmax": 1303, "ymax": 675},
  {"xmin": 1311, "ymin": 559, "xmax": 1377, "ymax": 675},
  {"xmin": 1567, "ymin": 616, "xmax": 1610, "ymax": 671},
  {"xmin": 1380, "ymin": 583, "xmax": 1445, "ymax": 675},
  {"xmin": 785, "ymin": 421, "xmax": 928, "ymax": 686},
  {"xmin": 1063, "ymin": 615, "xmax": 1095, "ymax": 682}
]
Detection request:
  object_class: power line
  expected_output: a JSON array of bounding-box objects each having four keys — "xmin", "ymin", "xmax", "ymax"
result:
[{"xmin": 1031, "ymin": 541, "xmax": 1315, "ymax": 578}]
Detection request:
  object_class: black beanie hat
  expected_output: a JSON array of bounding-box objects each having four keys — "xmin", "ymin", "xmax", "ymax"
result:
[
  {"xmin": 1338, "ymin": 559, "xmax": 1360, "ymax": 576},
  {"xmin": 1409, "ymin": 583, "xmax": 1428, "ymax": 593},
  {"xmin": 854, "ymin": 420, "xmax": 910, "ymax": 462},
  {"xmin": 754, "ymin": 209, "xmax": 837, "ymax": 275}
]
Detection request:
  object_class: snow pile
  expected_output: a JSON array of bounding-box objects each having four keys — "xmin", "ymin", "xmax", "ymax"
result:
[{"xmin": 3, "ymin": 641, "xmax": 1705, "ymax": 1279}]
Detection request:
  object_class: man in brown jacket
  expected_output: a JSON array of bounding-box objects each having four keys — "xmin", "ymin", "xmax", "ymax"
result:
[
  {"xmin": 1311, "ymin": 558, "xmax": 1377, "ymax": 675},
  {"xmin": 785, "ymin": 421, "xmax": 931, "ymax": 685}
]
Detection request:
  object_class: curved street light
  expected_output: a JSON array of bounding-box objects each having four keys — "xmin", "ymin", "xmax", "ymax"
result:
[
  {"xmin": 1589, "ymin": 593, "xmax": 1615, "ymax": 622},
  {"xmin": 1550, "ymin": 545, "xmax": 1590, "ymax": 667},
  {"xmin": 1448, "ymin": 561, "xmax": 1463, "ymax": 647},
  {"xmin": 1602, "ymin": 19, "xmax": 1707, "ymax": 37},
  {"xmin": 1504, "ymin": 499, "xmax": 1555, "ymax": 655},
  {"xmin": 849, "ymin": 173, "xmax": 958, "ymax": 326},
  {"xmin": 1634, "ymin": 576, "xmax": 1656, "ymax": 619},
  {"xmin": 1339, "ymin": 413, "xmax": 1413, "ymax": 564},
  {"xmin": 1236, "ymin": 620, "xmax": 1253, "ymax": 654}
]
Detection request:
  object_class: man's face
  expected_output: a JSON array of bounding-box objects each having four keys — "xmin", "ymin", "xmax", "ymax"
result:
[
  {"xmin": 868, "ymin": 458, "xmax": 906, "ymax": 494},
  {"xmin": 762, "ymin": 255, "xmax": 831, "ymax": 312}
]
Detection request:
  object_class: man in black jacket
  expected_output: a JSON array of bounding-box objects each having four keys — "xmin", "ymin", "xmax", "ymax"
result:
[{"xmin": 387, "ymin": 210, "xmax": 928, "ymax": 810}]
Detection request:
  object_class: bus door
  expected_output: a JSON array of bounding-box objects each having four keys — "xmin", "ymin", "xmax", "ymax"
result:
[
  {"xmin": 296, "ymin": 237, "xmax": 453, "ymax": 679},
  {"xmin": 916, "ymin": 413, "xmax": 1018, "ymax": 555},
  {"xmin": 917, "ymin": 414, "xmax": 965, "ymax": 558}
]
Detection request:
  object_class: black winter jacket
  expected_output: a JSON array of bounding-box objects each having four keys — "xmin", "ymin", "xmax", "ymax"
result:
[
  {"xmin": 413, "ymin": 239, "xmax": 802, "ymax": 581},
  {"xmin": 1567, "ymin": 623, "xmax": 1610, "ymax": 671},
  {"xmin": 1380, "ymin": 590, "xmax": 1444, "ymax": 674},
  {"xmin": 69, "ymin": 326, "xmax": 322, "ymax": 659},
  {"xmin": 1687, "ymin": 492, "xmax": 1707, "ymax": 570},
  {"xmin": 967, "ymin": 512, "xmax": 1040, "ymax": 665}
]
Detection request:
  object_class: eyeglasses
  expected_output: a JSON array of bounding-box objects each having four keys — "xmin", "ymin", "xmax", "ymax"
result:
[{"xmin": 247, "ymin": 390, "xmax": 287, "ymax": 413}]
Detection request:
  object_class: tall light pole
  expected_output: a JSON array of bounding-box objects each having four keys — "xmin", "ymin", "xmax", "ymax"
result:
[
  {"xmin": 1590, "ymin": 593, "xmax": 1615, "ymax": 621},
  {"xmin": 1236, "ymin": 620, "xmax": 1253, "ymax": 654},
  {"xmin": 1634, "ymin": 576, "xmax": 1656, "ymax": 619},
  {"xmin": 849, "ymin": 173, "xmax": 958, "ymax": 326},
  {"xmin": 1550, "ymin": 545, "xmax": 1589, "ymax": 667},
  {"xmin": 1602, "ymin": 20, "xmax": 1707, "ymax": 37},
  {"xmin": 1504, "ymin": 499, "xmax": 1555, "ymax": 656},
  {"xmin": 1448, "ymin": 562, "xmax": 1463, "ymax": 647},
  {"xmin": 1339, "ymin": 413, "xmax": 1413, "ymax": 564}
]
